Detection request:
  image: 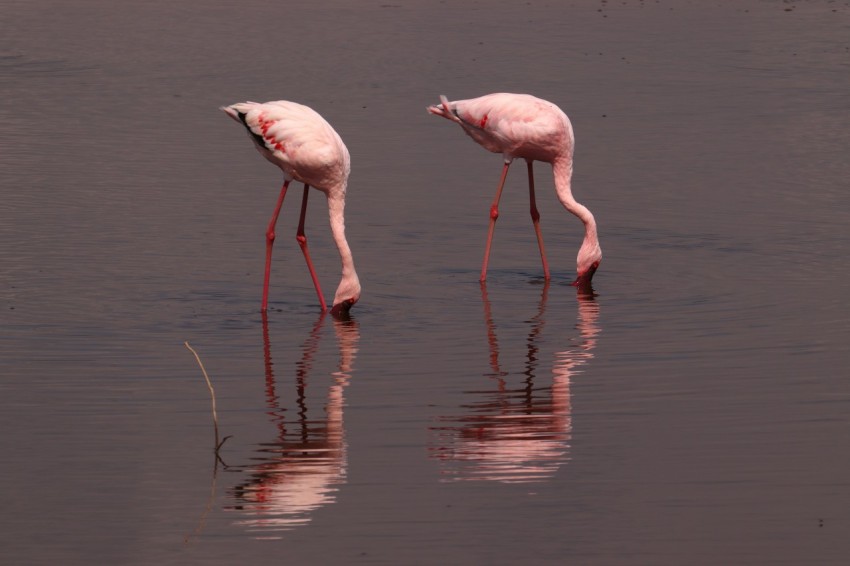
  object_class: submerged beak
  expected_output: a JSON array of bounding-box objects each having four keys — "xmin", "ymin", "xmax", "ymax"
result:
[
  {"xmin": 571, "ymin": 261, "xmax": 600, "ymax": 291},
  {"xmin": 329, "ymin": 299, "xmax": 356, "ymax": 319}
]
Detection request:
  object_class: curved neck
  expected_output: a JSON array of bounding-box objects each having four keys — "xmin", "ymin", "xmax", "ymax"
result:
[
  {"xmin": 552, "ymin": 158, "xmax": 597, "ymax": 242},
  {"xmin": 327, "ymin": 192, "xmax": 359, "ymax": 286}
]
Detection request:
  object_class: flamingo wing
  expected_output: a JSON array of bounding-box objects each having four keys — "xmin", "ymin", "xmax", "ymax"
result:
[
  {"xmin": 439, "ymin": 94, "xmax": 569, "ymax": 159},
  {"xmin": 225, "ymin": 101, "xmax": 349, "ymax": 187}
]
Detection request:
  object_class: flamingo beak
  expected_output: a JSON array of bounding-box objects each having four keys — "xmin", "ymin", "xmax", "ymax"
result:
[
  {"xmin": 571, "ymin": 261, "xmax": 600, "ymax": 289},
  {"xmin": 330, "ymin": 299, "xmax": 356, "ymax": 318}
]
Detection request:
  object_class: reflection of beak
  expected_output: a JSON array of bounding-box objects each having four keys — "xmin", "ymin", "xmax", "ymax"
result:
[
  {"xmin": 570, "ymin": 262, "xmax": 599, "ymax": 290},
  {"xmin": 329, "ymin": 299, "xmax": 355, "ymax": 319}
]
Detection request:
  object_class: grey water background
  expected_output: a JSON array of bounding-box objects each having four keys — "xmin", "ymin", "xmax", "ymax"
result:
[{"xmin": 2, "ymin": 0, "xmax": 849, "ymax": 563}]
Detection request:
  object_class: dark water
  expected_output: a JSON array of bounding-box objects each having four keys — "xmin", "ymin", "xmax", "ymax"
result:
[{"xmin": 2, "ymin": 0, "xmax": 849, "ymax": 563}]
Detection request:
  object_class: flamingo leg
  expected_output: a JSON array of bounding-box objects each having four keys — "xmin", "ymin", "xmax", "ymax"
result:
[
  {"xmin": 527, "ymin": 161, "xmax": 551, "ymax": 280},
  {"xmin": 296, "ymin": 184, "xmax": 328, "ymax": 312},
  {"xmin": 263, "ymin": 180, "xmax": 290, "ymax": 312},
  {"xmin": 481, "ymin": 161, "xmax": 511, "ymax": 282}
]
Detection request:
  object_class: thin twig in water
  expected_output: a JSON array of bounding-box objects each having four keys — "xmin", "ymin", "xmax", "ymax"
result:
[
  {"xmin": 184, "ymin": 341, "xmax": 230, "ymax": 454},
  {"xmin": 182, "ymin": 341, "xmax": 232, "ymax": 543}
]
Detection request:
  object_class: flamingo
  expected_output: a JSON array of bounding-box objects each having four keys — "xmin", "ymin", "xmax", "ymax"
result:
[
  {"xmin": 427, "ymin": 93, "xmax": 601, "ymax": 287},
  {"xmin": 221, "ymin": 100, "xmax": 360, "ymax": 316}
]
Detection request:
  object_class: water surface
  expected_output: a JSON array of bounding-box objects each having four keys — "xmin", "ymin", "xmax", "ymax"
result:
[{"xmin": 2, "ymin": 0, "xmax": 849, "ymax": 564}]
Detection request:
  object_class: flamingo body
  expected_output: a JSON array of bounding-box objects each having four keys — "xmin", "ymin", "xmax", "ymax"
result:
[
  {"xmin": 428, "ymin": 93, "xmax": 601, "ymax": 286},
  {"xmin": 224, "ymin": 100, "xmax": 350, "ymax": 190},
  {"xmin": 222, "ymin": 100, "xmax": 360, "ymax": 314},
  {"xmin": 430, "ymin": 93, "xmax": 572, "ymax": 162}
]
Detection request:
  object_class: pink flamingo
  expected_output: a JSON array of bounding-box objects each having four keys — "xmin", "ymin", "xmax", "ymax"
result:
[
  {"xmin": 428, "ymin": 93, "xmax": 601, "ymax": 287},
  {"xmin": 221, "ymin": 100, "xmax": 361, "ymax": 316}
]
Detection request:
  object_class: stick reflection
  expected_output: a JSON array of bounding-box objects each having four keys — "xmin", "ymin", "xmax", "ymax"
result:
[
  {"xmin": 430, "ymin": 282, "xmax": 600, "ymax": 483},
  {"xmin": 228, "ymin": 313, "xmax": 359, "ymax": 537}
]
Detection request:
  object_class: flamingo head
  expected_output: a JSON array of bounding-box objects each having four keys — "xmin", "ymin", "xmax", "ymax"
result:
[
  {"xmin": 572, "ymin": 241, "xmax": 602, "ymax": 289},
  {"xmin": 330, "ymin": 298, "xmax": 358, "ymax": 318},
  {"xmin": 571, "ymin": 261, "xmax": 600, "ymax": 289},
  {"xmin": 330, "ymin": 276, "xmax": 361, "ymax": 318}
]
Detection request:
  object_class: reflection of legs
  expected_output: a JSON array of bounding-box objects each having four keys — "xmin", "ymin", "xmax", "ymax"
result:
[
  {"xmin": 480, "ymin": 282, "xmax": 502, "ymax": 377},
  {"xmin": 296, "ymin": 184, "xmax": 328, "ymax": 312},
  {"xmin": 481, "ymin": 161, "xmax": 511, "ymax": 282},
  {"xmin": 263, "ymin": 180, "xmax": 290, "ymax": 312},
  {"xmin": 527, "ymin": 161, "xmax": 551, "ymax": 280}
]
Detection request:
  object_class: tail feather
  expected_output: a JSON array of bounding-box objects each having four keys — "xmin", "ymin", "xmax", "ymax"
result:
[
  {"xmin": 440, "ymin": 95, "xmax": 452, "ymax": 113},
  {"xmin": 220, "ymin": 104, "xmax": 241, "ymax": 122},
  {"xmin": 221, "ymin": 102, "xmax": 266, "ymax": 149},
  {"xmin": 220, "ymin": 101, "xmax": 260, "ymax": 122},
  {"xmin": 426, "ymin": 95, "xmax": 461, "ymax": 123}
]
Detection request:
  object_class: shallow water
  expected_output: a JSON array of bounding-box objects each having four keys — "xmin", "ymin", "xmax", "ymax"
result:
[{"xmin": 2, "ymin": 0, "xmax": 849, "ymax": 563}]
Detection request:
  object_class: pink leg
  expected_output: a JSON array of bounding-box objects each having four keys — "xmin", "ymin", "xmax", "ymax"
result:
[
  {"xmin": 296, "ymin": 184, "xmax": 328, "ymax": 312},
  {"xmin": 481, "ymin": 161, "xmax": 511, "ymax": 282},
  {"xmin": 527, "ymin": 161, "xmax": 551, "ymax": 280},
  {"xmin": 262, "ymin": 180, "xmax": 290, "ymax": 312}
]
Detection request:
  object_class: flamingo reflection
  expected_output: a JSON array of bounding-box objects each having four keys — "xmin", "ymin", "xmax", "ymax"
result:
[
  {"xmin": 228, "ymin": 313, "xmax": 359, "ymax": 537},
  {"xmin": 430, "ymin": 283, "xmax": 600, "ymax": 483}
]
